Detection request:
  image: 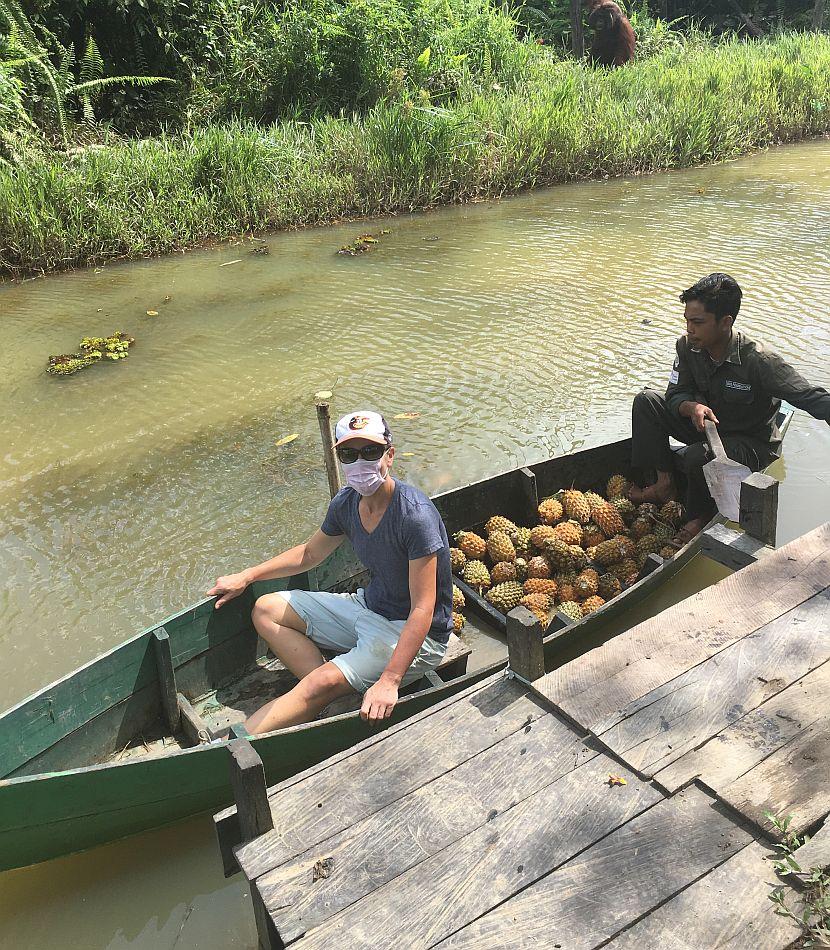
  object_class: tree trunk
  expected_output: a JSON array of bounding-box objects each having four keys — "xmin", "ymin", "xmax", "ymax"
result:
[
  {"xmin": 726, "ymin": 0, "xmax": 764, "ymax": 38},
  {"xmin": 571, "ymin": 0, "xmax": 585, "ymax": 58},
  {"xmin": 813, "ymin": 0, "xmax": 826, "ymax": 31}
]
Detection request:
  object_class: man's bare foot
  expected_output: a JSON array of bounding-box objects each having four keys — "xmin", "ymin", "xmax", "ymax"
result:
[
  {"xmin": 628, "ymin": 482, "xmax": 677, "ymax": 506},
  {"xmin": 672, "ymin": 517, "xmax": 707, "ymax": 545}
]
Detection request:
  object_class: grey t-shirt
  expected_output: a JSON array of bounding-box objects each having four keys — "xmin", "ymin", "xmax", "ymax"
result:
[{"xmin": 321, "ymin": 480, "xmax": 453, "ymax": 644}]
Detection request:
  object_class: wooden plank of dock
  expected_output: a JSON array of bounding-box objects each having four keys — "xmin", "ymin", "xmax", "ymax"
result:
[
  {"xmin": 220, "ymin": 522, "xmax": 830, "ymax": 950},
  {"xmin": 533, "ymin": 522, "xmax": 830, "ymax": 732},
  {"xmin": 601, "ymin": 841, "xmax": 802, "ymax": 950}
]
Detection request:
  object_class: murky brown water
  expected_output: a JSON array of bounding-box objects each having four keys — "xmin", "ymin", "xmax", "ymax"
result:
[{"xmin": 1, "ymin": 138, "xmax": 829, "ymax": 948}]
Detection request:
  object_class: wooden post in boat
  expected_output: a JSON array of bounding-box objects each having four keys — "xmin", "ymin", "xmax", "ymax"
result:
[
  {"xmin": 518, "ymin": 467, "xmax": 539, "ymax": 525},
  {"xmin": 227, "ymin": 740, "xmax": 282, "ymax": 949},
  {"xmin": 506, "ymin": 606, "xmax": 545, "ymax": 683},
  {"xmin": 739, "ymin": 472, "xmax": 779, "ymax": 546},
  {"xmin": 315, "ymin": 395, "xmax": 342, "ymax": 499},
  {"xmin": 152, "ymin": 628, "xmax": 180, "ymax": 733}
]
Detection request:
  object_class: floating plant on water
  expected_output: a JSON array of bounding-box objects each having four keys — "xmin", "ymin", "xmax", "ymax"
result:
[
  {"xmin": 337, "ymin": 230, "xmax": 391, "ymax": 256},
  {"xmin": 46, "ymin": 332, "xmax": 135, "ymax": 376}
]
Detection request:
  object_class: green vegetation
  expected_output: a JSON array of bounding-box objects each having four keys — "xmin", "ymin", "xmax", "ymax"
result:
[
  {"xmin": 1, "ymin": 0, "xmax": 829, "ymax": 276},
  {"xmin": 767, "ymin": 812, "xmax": 830, "ymax": 947}
]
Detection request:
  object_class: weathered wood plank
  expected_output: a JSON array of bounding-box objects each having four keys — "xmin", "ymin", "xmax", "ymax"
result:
[
  {"xmin": 791, "ymin": 816, "xmax": 830, "ymax": 875},
  {"xmin": 602, "ymin": 841, "xmax": 801, "ymax": 950},
  {"xmin": 235, "ymin": 678, "xmax": 548, "ymax": 874},
  {"xmin": 654, "ymin": 660, "xmax": 830, "ymax": 794},
  {"xmin": 152, "ymin": 628, "xmax": 180, "ymax": 733},
  {"xmin": 718, "ymin": 717, "xmax": 830, "ymax": 838},
  {"xmin": 506, "ymin": 607, "xmax": 545, "ymax": 682},
  {"xmin": 740, "ymin": 471, "xmax": 779, "ymax": 545},
  {"xmin": 700, "ymin": 522, "xmax": 773, "ymax": 570},
  {"xmin": 252, "ymin": 713, "xmax": 595, "ymax": 940},
  {"xmin": 177, "ymin": 693, "xmax": 212, "ymax": 745},
  {"xmin": 434, "ymin": 788, "xmax": 752, "ymax": 950},
  {"xmin": 228, "ymin": 740, "xmax": 274, "ymax": 844},
  {"xmin": 290, "ymin": 756, "xmax": 663, "ymax": 950},
  {"xmin": 215, "ymin": 672, "xmax": 504, "ymax": 876},
  {"xmin": 592, "ymin": 592, "xmax": 830, "ymax": 777},
  {"xmin": 533, "ymin": 524, "xmax": 830, "ymax": 733}
]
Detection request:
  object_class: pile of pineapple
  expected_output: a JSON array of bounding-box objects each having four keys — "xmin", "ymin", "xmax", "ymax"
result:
[{"xmin": 450, "ymin": 475, "xmax": 685, "ymax": 631}]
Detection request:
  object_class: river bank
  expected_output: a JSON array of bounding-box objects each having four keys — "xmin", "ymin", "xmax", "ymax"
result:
[{"xmin": 2, "ymin": 32, "xmax": 830, "ymax": 278}]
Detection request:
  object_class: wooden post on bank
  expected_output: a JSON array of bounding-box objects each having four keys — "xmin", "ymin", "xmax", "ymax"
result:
[
  {"xmin": 571, "ymin": 0, "xmax": 585, "ymax": 58},
  {"xmin": 315, "ymin": 395, "xmax": 342, "ymax": 499},
  {"xmin": 506, "ymin": 606, "xmax": 545, "ymax": 683}
]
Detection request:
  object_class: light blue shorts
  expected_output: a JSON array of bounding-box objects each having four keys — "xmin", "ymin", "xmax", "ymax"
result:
[{"xmin": 276, "ymin": 588, "xmax": 447, "ymax": 694}]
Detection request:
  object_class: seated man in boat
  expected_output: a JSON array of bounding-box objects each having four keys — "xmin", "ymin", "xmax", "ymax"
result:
[
  {"xmin": 207, "ymin": 411, "xmax": 452, "ymax": 734},
  {"xmin": 629, "ymin": 272, "xmax": 830, "ymax": 544}
]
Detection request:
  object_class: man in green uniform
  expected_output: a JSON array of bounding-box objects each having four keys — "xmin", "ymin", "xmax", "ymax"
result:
[{"xmin": 629, "ymin": 273, "xmax": 830, "ymax": 542}]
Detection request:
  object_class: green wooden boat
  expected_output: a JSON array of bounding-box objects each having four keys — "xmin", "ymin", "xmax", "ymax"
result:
[{"xmin": 0, "ymin": 413, "xmax": 792, "ymax": 871}]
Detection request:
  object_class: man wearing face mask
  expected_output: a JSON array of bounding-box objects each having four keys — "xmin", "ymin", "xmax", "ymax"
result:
[{"xmin": 207, "ymin": 411, "xmax": 453, "ymax": 734}]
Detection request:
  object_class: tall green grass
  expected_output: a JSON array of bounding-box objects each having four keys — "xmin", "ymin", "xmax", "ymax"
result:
[{"xmin": 2, "ymin": 32, "xmax": 829, "ymax": 277}]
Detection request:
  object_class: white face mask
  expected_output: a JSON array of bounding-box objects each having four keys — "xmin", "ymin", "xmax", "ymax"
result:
[{"xmin": 343, "ymin": 457, "xmax": 387, "ymax": 496}]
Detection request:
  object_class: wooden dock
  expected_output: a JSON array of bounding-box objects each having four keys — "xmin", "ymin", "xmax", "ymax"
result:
[{"xmin": 215, "ymin": 522, "xmax": 830, "ymax": 949}]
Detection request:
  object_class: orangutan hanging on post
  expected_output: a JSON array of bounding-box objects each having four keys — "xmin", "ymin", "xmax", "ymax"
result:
[{"xmin": 585, "ymin": 0, "xmax": 636, "ymax": 67}]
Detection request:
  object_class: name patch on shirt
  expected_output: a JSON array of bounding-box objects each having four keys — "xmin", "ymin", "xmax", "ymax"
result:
[
  {"xmin": 669, "ymin": 370, "xmax": 679, "ymax": 384},
  {"xmin": 724, "ymin": 379, "xmax": 752, "ymax": 392}
]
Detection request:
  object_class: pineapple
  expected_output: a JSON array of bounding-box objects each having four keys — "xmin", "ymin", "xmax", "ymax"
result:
[
  {"xmin": 462, "ymin": 559, "xmax": 491, "ymax": 591},
  {"xmin": 610, "ymin": 558, "xmax": 639, "ymax": 584},
  {"xmin": 593, "ymin": 538, "xmax": 627, "ymax": 567},
  {"xmin": 593, "ymin": 502, "xmax": 626, "ymax": 538},
  {"xmin": 456, "ymin": 531, "xmax": 486, "ymax": 560},
  {"xmin": 610, "ymin": 535, "xmax": 636, "ymax": 560},
  {"xmin": 583, "ymin": 522, "xmax": 606, "ymax": 549},
  {"xmin": 537, "ymin": 497, "xmax": 563, "ymax": 525},
  {"xmin": 574, "ymin": 569, "xmax": 599, "ymax": 600},
  {"xmin": 544, "ymin": 538, "xmax": 573, "ymax": 571},
  {"xmin": 611, "ymin": 496, "xmax": 636, "ymax": 524},
  {"xmin": 598, "ymin": 573, "xmax": 622, "ymax": 600},
  {"xmin": 637, "ymin": 502, "xmax": 659, "ymax": 520},
  {"xmin": 452, "ymin": 611, "xmax": 464, "ymax": 632},
  {"xmin": 530, "ymin": 525, "xmax": 557, "ymax": 550},
  {"xmin": 654, "ymin": 520, "xmax": 674, "ymax": 543},
  {"xmin": 486, "ymin": 581, "xmax": 524, "ymax": 614},
  {"xmin": 569, "ymin": 545, "xmax": 588, "ymax": 572},
  {"xmin": 552, "ymin": 520, "xmax": 583, "ymax": 546},
  {"xmin": 487, "ymin": 530, "xmax": 516, "ymax": 564},
  {"xmin": 659, "ymin": 501, "xmax": 685, "ymax": 528},
  {"xmin": 514, "ymin": 526, "xmax": 533, "ymax": 558},
  {"xmin": 491, "ymin": 561, "xmax": 517, "ymax": 585},
  {"xmin": 514, "ymin": 557, "xmax": 529, "ymax": 582},
  {"xmin": 526, "ymin": 555, "xmax": 552, "ymax": 579},
  {"xmin": 523, "ymin": 577, "xmax": 558, "ymax": 598},
  {"xmin": 660, "ymin": 544, "xmax": 679, "ymax": 559},
  {"xmin": 581, "ymin": 595, "xmax": 606, "ymax": 616},
  {"xmin": 452, "ymin": 584, "xmax": 466, "ymax": 610},
  {"xmin": 485, "ymin": 515, "xmax": 519, "ymax": 540},
  {"xmin": 630, "ymin": 516, "xmax": 652, "ymax": 540},
  {"xmin": 521, "ymin": 591, "xmax": 553, "ymax": 612},
  {"xmin": 584, "ymin": 491, "xmax": 606, "ymax": 512},
  {"xmin": 606, "ymin": 474, "xmax": 631, "ymax": 499},
  {"xmin": 636, "ymin": 534, "xmax": 660, "ymax": 559},
  {"xmin": 450, "ymin": 547, "xmax": 467, "ymax": 574},
  {"xmin": 558, "ymin": 601, "xmax": 583, "ymax": 623},
  {"xmin": 562, "ymin": 489, "xmax": 592, "ymax": 525}
]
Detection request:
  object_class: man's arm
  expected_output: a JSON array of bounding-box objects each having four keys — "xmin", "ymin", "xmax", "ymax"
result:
[
  {"xmin": 360, "ymin": 553, "xmax": 437, "ymax": 722},
  {"xmin": 753, "ymin": 352, "xmax": 830, "ymax": 423},
  {"xmin": 207, "ymin": 529, "xmax": 344, "ymax": 608}
]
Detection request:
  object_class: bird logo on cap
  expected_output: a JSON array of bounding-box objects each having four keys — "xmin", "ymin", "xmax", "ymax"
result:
[{"xmin": 349, "ymin": 415, "xmax": 370, "ymax": 430}]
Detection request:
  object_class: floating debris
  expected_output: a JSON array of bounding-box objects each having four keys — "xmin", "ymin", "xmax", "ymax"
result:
[
  {"xmin": 219, "ymin": 259, "xmax": 243, "ymax": 267},
  {"xmin": 274, "ymin": 433, "xmax": 299, "ymax": 447},
  {"xmin": 146, "ymin": 310, "xmax": 159, "ymax": 316},
  {"xmin": 47, "ymin": 332, "xmax": 135, "ymax": 376},
  {"xmin": 312, "ymin": 857, "xmax": 334, "ymax": 882},
  {"xmin": 251, "ymin": 246, "xmax": 270, "ymax": 256},
  {"xmin": 393, "ymin": 412, "xmax": 421, "ymax": 420},
  {"xmin": 338, "ymin": 230, "xmax": 390, "ymax": 256}
]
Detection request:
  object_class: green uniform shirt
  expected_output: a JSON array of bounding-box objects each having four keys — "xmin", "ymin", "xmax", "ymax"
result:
[{"xmin": 665, "ymin": 330, "xmax": 830, "ymax": 456}]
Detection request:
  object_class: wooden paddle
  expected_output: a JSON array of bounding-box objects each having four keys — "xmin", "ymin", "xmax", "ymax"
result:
[{"xmin": 702, "ymin": 419, "xmax": 752, "ymax": 522}]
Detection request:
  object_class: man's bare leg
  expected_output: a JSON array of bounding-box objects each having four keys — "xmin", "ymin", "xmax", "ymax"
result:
[
  {"xmin": 245, "ymin": 662, "xmax": 356, "ymax": 734},
  {"xmin": 252, "ymin": 592, "xmax": 326, "ymax": 679},
  {"xmin": 628, "ymin": 469, "xmax": 677, "ymax": 506}
]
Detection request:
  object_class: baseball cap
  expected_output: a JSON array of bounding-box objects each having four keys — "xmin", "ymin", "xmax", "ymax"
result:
[{"xmin": 334, "ymin": 411, "xmax": 393, "ymax": 447}]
